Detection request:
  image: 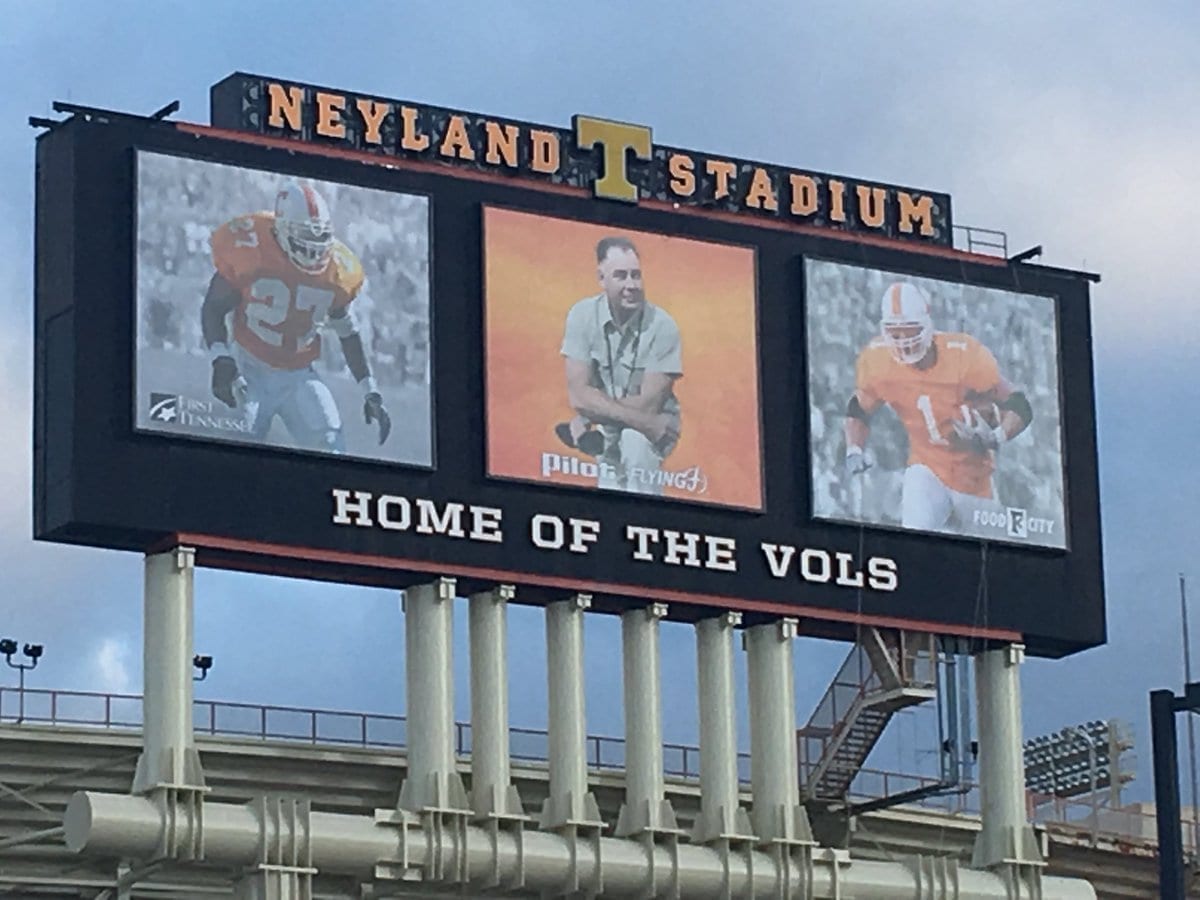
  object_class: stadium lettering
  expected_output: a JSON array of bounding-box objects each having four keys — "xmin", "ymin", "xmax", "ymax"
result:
[
  {"xmin": 227, "ymin": 77, "xmax": 949, "ymax": 245},
  {"xmin": 625, "ymin": 526, "xmax": 738, "ymax": 572},
  {"xmin": 574, "ymin": 115, "xmax": 651, "ymax": 203},
  {"xmin": 331, "ymin": 490, "xmax": 503, "ymax": 543},
  {"xmin": 760, "ymin": 543, "xmax": 898, "ymax": 592},
  {"xmin": 330, "ymin": 490, "xmax": 899, "ymax": 593},
  {"xmin": 531, "ymin": 514, "xmax": 601, "ymax": 554}
]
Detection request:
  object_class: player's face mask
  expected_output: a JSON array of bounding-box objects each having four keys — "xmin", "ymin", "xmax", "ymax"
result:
[
  {"xmin": 882, "ymin": 322, "xmax": 932, "ymax": 364},
  {"xmin": 279, "ymin": 219, "xmax": 334, "ymax": 273}
]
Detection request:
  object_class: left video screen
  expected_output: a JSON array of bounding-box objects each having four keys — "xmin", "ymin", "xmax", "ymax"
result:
[{"xmin": 134, "ymin": 151, "xmax": 433, "ymax": 467}]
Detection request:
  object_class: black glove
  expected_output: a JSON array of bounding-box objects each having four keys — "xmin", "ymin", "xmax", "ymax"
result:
[
  {"xmin": 555, "ymin": 418, "xmax": 604, "ymax": 457},
  {"xmin": 364, "ymin": 391, "xmax": 391, "ymax": 445},
  {"xmin": 211, "ymin": 355, "xmax": 247, "ymax": 408}
]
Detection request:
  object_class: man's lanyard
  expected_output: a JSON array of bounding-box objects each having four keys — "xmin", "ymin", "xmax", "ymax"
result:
[{"xmin": 600, "ymin": 298, "xmax": 645, "ymax": 400}]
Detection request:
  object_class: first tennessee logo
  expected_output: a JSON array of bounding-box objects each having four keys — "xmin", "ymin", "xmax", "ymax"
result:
[{"xmin": 148, "ymin": 393, "xmax": 179, "ymax": 423}]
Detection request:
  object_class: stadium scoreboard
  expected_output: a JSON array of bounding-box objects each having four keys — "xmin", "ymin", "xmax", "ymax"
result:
[{"xmin": 32, "ymin": 73, "xmax": 1105, "ymax": 656}]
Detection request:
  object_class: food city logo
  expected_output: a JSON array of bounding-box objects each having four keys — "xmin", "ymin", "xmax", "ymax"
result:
[
  {"xmin": 210, "ymin": 74, "xmax": 951, "ymax": 246},
  {"xmin": 330, "ymin": 488, "xmax": 899, "ymax": 593},
  {"xmin": 972, "ymin": 506, "xmax": 1058, "ymax": 540},
  {"xmin": 148, "ymin": 392, "xmax": 251, "ymax": 434},
  {"xmin": 541, "ymin": 451, "xmax": 709, "ymax": 495}
]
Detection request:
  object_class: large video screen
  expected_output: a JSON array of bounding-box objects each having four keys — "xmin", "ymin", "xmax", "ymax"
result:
[
  {"xmin": 484, "ymin": 206, "xmax": 763, "ymax": 510},
  {"xmin": 134, "ymin": 151, "xmax": 432, "ymax": 466},
  {"xmin": 806, "ymin": 259, "xmax": 1067, "ymax": 549}
]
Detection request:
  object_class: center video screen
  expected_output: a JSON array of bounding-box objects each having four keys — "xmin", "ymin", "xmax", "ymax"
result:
[
  {"xmin": 134, "ymin": 151, "xmax": 433, "ymax": 466},
  {"xmin": 484, "ymin": 206, "xmax": 764, "ymax": 510},
  {"xmin": 806, "ymin": 258, "xmax": 1068, "ymax": 549}
]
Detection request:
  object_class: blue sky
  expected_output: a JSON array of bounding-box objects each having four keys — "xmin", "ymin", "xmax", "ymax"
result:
[{"xmin": 1, "ymin": 1, "xmax": 1197, "ymax": 802}]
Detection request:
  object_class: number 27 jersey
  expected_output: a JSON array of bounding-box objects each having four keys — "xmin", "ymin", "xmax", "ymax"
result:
[{"xmin": 211, "ymin": 213, "xmax": 364, "ymax": 370}]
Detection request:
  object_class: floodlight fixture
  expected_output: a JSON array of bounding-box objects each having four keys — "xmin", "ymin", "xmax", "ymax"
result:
[
  {"xmin": 2, "ymin": 639, "xmax": 42, "ymax": 673},
  {"xmin": 1, "ymin": 636, "xmax": 45, "ymax": 723},
  {"xmin": 192, "ymin": 654, "xmax": 213, "ymax": 682},
  {"xmin": 1023, "ymin": 718, "xmax": 1134, "ymax": 801}
]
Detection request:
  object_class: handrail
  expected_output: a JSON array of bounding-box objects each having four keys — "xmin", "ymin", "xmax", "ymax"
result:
[
  {"xmin": 0, "ymin": 685, "xmax": 1165, "ymax": 849},
  {"xmin": 0, "ymin": 685, "xmax": 744, "ymax": 780}
]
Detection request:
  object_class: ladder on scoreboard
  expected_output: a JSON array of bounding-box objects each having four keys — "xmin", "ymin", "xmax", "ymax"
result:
[{"xmin": 799, "ymin": 629, "xmax": 938, "ymax": 802}]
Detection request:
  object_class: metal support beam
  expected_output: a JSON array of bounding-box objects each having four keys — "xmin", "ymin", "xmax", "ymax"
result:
[
  {"xmin": 744, "ymin": 618, "xmax": 812, "ymax": 845},
  {"xmin": 615, "ymin": 602, "xmax": 678, "ymax": 837},
  {"xmin": 398, "ymin": 577, "xmax": 468, "ymax": 812},
  {"xmin": 234, "ymin": 795, "xmax": 316, "ymax": 900},
  {"xmin": 64, "ymin": 790, "xmax": 1100, "ymax": 898},
  {"xmin": 972, "ymin": 644, "xmax": 1043, "ymax": 884},
  {"xmin": 1152, "ymin": 688, "xmax": 1186, "ymax": 900},
  {"xmin": 468, "ymin": 584, "xmax": 524, "ymax": 819},
  {"xmin": 0, "ymin": 824, "xmax": 64, "ymax": 851},
  {"xmin": 132, "ymin": 548, "xmax": 205, "ymax": 794},
  {"xmin": 693, "ymin": 612, "xmax": 752, "ymax": 843},
  {"xmin": 540, "ymin": 594, "xmax": 602, "ymax": 830}
]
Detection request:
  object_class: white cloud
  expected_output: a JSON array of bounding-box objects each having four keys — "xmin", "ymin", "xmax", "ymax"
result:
[
  {"xmin": 92, "ymin": 637, "xmax": 133, "ymax": 693},
  {"xmin": 0, "ymin": 253, "xmax": 31, "ymax": 540}
]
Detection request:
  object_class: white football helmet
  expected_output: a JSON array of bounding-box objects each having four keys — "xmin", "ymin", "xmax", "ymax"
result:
[
  {"xmin": 273, "ymin": 180, "xmax": 334, "ymax": 274},
  {"xmin": 879, "ymin": 282, "xmax": 934, "ymax": 364}
]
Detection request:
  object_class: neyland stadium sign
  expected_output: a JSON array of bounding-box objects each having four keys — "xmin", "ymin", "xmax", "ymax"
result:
[{"xmin": 210, "ymin": 73, "xmax": 952, "ymax": 246}]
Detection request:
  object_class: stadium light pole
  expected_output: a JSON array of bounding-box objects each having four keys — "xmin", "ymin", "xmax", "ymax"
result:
[
  {"xmin": 1, "ymin": 638, "xmax": 44, "ymax": 724},
  {"xmin": 1062, "ymin": 725, "xmax": 1099, "ymax": 838}
]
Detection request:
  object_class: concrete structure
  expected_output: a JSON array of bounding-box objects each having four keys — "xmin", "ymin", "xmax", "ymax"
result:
[
  {"xmin": 0, "ymin": 557, "xmax": 1134, "ymax": 898},
  {"xmin": 0, "ymin": 722, "xmax": 1164, "ymax": 897}
]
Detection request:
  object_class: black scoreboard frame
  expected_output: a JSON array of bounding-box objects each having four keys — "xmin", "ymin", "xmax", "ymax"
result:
[{"xmin": 33, "ymin": 105, "xmax": 1105, "ymax": 657}]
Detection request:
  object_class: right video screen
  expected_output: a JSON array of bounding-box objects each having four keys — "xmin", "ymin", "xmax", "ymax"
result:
[{"xmin": 806, "ymin": 258, "xmax": 1068, "ymax": 549}]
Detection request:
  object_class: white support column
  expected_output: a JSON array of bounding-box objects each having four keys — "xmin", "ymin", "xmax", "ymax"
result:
[
  {"xmin": 615, "ymin": 602, "xmax": 678, "ymax": 837},
  {"xmin": 398, "ymin": 577, "xmax": 468, "ymax": 812},
  {"xmin": 468, "ymin": 584, "xmax": 525, "ymax": 820},
  {"xmin": 972, "ymin": 644, "xmax": 1043, "ymax": 875},
  {"xmin": 132, "ymin": 547, "xmax": 205, "ymax": 795},
  {"xmin": 693, "ymin": 612, "xmax": 753, "ymax": 843},
  {"xmin": 744, "ymin": 618, "xmax": 812, "ymax": 845},
  {"xmin": 540, "ymin": 594, "xmax": 602, "ymax": 830}
]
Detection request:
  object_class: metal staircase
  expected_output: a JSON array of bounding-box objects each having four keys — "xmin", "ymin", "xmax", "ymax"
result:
[{"xmin": 799, "ymin": 629, "xmax": 938, "ymax": 801}]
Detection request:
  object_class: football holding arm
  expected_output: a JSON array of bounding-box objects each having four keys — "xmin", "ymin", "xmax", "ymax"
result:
[
  {"xmin": 201, "ymin": 272, "xmax": 247, "ymax": 408},
  {"xmin": 329, "ymin": 305, "xmax": 391, "ymax": 446},
  {"xmin": 951, "ymin": 376, "xmax": 1033, "ymax": 452}
]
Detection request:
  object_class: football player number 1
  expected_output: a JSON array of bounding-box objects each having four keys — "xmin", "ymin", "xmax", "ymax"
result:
[
  {"xmin": 916, "ymin": 395, "xmax": 950, "ymax": 446},
  {"xmin": 245, "ymin": 278, "xmax": 334, "ymax": 350}
]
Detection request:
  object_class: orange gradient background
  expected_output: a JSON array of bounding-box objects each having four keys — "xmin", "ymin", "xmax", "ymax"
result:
[{"xmin": 484, "ymin": 206, "xmax": 763, "ymax": 510}]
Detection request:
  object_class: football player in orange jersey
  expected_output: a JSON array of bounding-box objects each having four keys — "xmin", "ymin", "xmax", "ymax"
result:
[
  {"xmin": 200, "ymin": 179, "xmax": 390, "ymax": 452},
  {"xmin": 843, "ymin": 282, "xmax": 1033, "ymax": 534}
]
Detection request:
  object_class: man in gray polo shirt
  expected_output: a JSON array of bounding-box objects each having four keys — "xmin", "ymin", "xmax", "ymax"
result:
[{"xmin": 559, "ymin": 235, "xmax": 682, "ymax": 495}]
